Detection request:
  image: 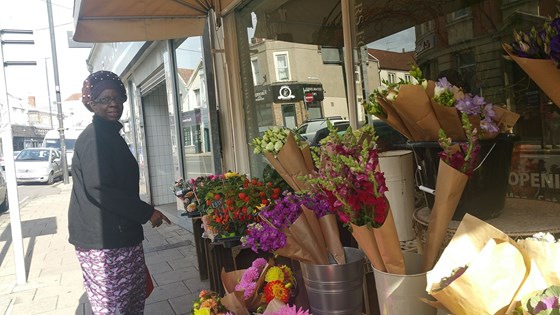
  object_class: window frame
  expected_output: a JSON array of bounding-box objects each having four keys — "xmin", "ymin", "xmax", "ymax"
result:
[{"xmin": 273, "ymin": 51, "xmax": 291, "ymax": 81}]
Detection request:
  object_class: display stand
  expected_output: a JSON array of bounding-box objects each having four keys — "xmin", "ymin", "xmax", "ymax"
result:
[{"xmin": 191, "ymin": 216, "xmax": 208, "ymax": 280}]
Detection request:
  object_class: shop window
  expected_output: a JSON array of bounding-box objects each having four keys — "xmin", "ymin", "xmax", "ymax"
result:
[
  {"xmin": 274, "ymin": 52, "xmax": 290, "ymax": 81},
  {"xmin": 282, "ymin": 104, "xmax": 297, "ymax": 129}
]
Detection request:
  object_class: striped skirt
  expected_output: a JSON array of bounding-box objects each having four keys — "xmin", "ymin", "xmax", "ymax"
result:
[{"xmin": 75, "ymin": 243, "xmax": 147, "ymax": 315}]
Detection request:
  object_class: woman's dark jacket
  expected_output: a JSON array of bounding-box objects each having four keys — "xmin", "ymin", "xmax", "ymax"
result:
[{"xmin": 68, "ymin": 115, "xmax": 154, "ymax": 249}]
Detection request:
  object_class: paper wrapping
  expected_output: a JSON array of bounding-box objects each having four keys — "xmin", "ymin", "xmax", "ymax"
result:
[
  {"xmin": 221, "ymin": 291, "xmax": 250, "ymax": 315},
  {"xmin": 376, "ymin": 97, "xmax": 414, "ymax": 140},
  {"xmin": 426, "ymin": 80, "xmax": 466, "ymax": 141},
  {"xmin": 389, "ymin": 84, "xmax": 442, "ymax": 141},
  {"xmin": 221, "ymin": 260, "xmax": 273, "ymax": 312},
  {"xmin": 504, "ymin": 44, "xmax": 560, "ymax": 108},
  {"xmin": 301, "ymin": 205, "xmax": 327, "ymax": 255},
  {"xmin": 288, "ymin": 214, "xmax": 329, "ymax": 264},
  {"xmin": 275, "ymin": 132, "xmax": 310, "ymax": 191},
  {"xmin": 517, "ymin": 238, "xmax": 560, "ymax": 286},
  {"xmin": 350, "ymin": 206, "xmax": 405, "ymax": 274},
  {"xmin": 422, "ymin": 161, "xmax": 468, "ymax": 271},
  {"xmin": 430, "ymin": 239, "xmax": 526, "ymax": 315},
  {"xmin": 319, "ymin": 214, "xmax": 346, "ymax": 264},
  {"xmin": 493, "ymin": 106, "xmax": 520, "ymax": 132},
  {"xmin": 426, "ymin": 214, "xmax": 547, "ymax": 315}
]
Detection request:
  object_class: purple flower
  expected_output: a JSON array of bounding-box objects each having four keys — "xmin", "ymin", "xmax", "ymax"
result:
[
  {"xmin": 533, "ymin": 296, "xmax": 558, "ymax": 313},
  {"xmin": 436, "ymin": 77, "xmax": 453, "ymax": 89},
  {"xmin": 550, "ymin": 34, "xmax": 560, "ymax": 67}
]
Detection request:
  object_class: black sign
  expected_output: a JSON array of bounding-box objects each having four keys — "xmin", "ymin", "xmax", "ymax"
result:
[{"xmin": 256, "ymin": 83, "xmax": 324, "ymax": 104}]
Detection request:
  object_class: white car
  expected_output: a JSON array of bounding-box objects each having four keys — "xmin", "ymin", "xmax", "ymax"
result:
[{"xmin": 15, "ymin": 148, "xmax": 63, "ymax": 185}]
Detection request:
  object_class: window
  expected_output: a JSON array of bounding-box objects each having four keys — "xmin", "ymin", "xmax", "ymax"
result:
[
  {"xmin": 274, "ymin": 52, "xmax": 290, "ymax": 81},
  {"xmin": 450, "ymin": 8, "xmax": 469, "ymax": 20},
  {"xmin": 388, "ymin": 72, "xmax": 396, "ymax": 84},
  {"xmin": 194, "ymin": 89, "xmax": 201, "ymax": 108},
  {"xmin": 420, "ymin": 20, "xmax": 434, "ymax": 35},
  {"xmin": 251, "ymin": 58, "xmax": 261, "ymax": 85},
  {"xmin": 404, "ymin": 74, "xmax": 412, "ymax": 83}
]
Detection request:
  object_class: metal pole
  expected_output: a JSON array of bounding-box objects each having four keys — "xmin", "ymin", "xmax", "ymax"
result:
[
  {"xmin": 46, "ymin": 0, "xmax": 69, "ymax": 184},
  {"xmin": 341, "ymin": 0, "xmax": 358, "ymax": 129},
  {"xmin": 44, "ymin": 58, "xmax": 53, "ymax": 129},
  {"xmin": 0, "ymin": 30, "xmax": 27, "ymax": 285}
]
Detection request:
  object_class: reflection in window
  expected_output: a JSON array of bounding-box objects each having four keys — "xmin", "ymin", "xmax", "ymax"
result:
[
  {"xmin": 174, "ymin": 37, "xmax": 215, "ymax": 178},
  {"xmin": 274, "ymin": 52, "xmax": 290, "ymax": 81},
  {"xmin": 388, "ymin": 72, "xmax": 396, "ymax": 84},
  {"xmin": 251, "ymin": 58, "xmax": 261, "ymax": 85}
]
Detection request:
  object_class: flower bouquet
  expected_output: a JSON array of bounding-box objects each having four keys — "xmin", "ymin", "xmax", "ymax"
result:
[
  {"xmin": 515, "ymin": 285, "xmax": 560, "ymax": 315},
  {"xmin": 261, "ymin": 299, "xmax": 311, "ymax": 315},
  {"xmin": 220, "ymin": 257, "xmax": 297, "ymax": 314},
  {"xmin": 242, "ymin": 192, "xmax": 334, "ymax": 265},
  {"xmin": 202, "ymin": 172, "xmax": 281, "ymax": 243},
  {"xmin": 425, "ymin": 214, "xmax": 548, "ymax": 315},
  {"xmin": 191, "ymin": 290, "xmax": 231, "ymax": 315},
  {"xmin": 252, "ymin": 127, "xmax": 314, "ymax": 192},
  {"xmin": 422, "ymin": 113, "xmax": 480, "ymax": 271},
  {"xmin": 503, "ymin": 16, "xmax": 560, "ymax": 106},
  {"xmin": 517, "ymin": 233, "xmax": 560, "ymax": 286},
  {"xmin": 364, "ymin": 66, "xmax": 519, "ymax": 141},
  {"xmin": 172, "ymin": 178, "xmax": 199, "ymax": 215},
  {"xmin": 307, "ymin": 124, "xmax": 405, "ymax": 274}
]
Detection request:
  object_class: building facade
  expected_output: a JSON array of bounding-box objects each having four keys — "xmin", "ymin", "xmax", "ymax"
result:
[{"xmin": 76, "ymin": 0, "xmax": 559, "ymax": 224}]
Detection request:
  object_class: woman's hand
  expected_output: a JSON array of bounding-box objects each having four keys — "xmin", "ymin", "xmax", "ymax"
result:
[{"xmin": 149, "ymin": 209, "xmax": 171, "ymax": 228}]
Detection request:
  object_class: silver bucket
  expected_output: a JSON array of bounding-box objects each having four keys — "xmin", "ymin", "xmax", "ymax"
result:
[
  {"xmin": 373, "ymin": 252, "xmax": 437, "ymax": 315},
  {"xmin": 300, "ymin": 247, "xmax": 365, "ymax": 315}
]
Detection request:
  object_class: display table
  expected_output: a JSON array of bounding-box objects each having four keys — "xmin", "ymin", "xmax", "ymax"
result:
[{"xmin": 413, "ymin": 198, "xmax": 560, "ymax": 249}]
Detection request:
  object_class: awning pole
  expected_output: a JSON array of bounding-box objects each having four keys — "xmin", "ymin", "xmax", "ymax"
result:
[{"xmin": 341, "ymin": 0, "xmax": 358, "ymax": 129}]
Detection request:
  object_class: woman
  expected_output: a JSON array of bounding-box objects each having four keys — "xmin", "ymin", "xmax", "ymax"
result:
[{"xmin": 68, "ymin": 70, "xmax": 170, "ymax": 314}]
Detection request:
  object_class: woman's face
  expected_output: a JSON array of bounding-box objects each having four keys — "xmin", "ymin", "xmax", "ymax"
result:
[{"xmin": 90, "ymin": 89, "xmax": 124, "ymax": 122}]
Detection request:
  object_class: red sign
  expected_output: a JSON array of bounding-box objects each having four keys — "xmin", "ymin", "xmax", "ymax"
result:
[{"xmin": 304, "ymin": 93, "xmax": 314, "ymax": 103}]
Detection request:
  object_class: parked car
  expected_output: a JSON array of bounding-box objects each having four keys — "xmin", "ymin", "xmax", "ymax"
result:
[
  {"xmin": 15, "ymin": 148, "xmax": 63, "ymax": 185},
  {"xmin": 297, "ymin": 116, "xmax": 349, "ymax": 142},
  {"xmin": 0, "ymin": 167, "xmax": 7, "ymax": 212}
]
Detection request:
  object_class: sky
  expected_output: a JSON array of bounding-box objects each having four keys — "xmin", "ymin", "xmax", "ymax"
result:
[{"xmin": 0, "ymin": 0, "xmax": 91, "ymax": 112}]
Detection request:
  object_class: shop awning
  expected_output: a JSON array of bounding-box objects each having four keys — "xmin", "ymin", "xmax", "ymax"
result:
[{"xmin": 72, "ymin": 0, "xmax": 239, "ymax": 43}]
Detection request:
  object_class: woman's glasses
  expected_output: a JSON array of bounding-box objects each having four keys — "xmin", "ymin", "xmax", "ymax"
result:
[{"xmin": 93, "ymin": 96, "xmax": 125, "ymax": 105}]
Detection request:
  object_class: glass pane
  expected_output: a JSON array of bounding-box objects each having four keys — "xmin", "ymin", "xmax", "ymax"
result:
[
  {"xmin": 236, "ymin": 2, "xmax": 351, "ymax": 177},
  {"xmin": 174, "ymin": 37, "xmax": 215, "ymax": 180}
]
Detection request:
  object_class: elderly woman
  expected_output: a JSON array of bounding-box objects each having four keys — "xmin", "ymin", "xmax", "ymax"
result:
[{"xmin": 68, "ymin": 70, "xmax": 170, "ymax": 314}]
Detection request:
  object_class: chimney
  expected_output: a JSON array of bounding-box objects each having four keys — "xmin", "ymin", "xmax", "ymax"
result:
[{"xmin": 28, "ymin": 96, "xmax": 36, "ymax": 108}]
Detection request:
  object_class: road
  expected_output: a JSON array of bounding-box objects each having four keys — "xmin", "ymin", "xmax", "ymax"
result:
[{"xmin": 16, "ymin": 179, "xmax": 68, "ymax": 205}]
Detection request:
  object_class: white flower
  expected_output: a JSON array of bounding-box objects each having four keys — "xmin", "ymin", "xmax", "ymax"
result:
[
  {"xmin": 274, "ymin": 141, "xmax": 283, "ymax": 152},
  {"xmin": 421, "ymin": 79, "xmax": 428, "ymax": 89},
  {"xmin": 434, "ymin": 85, "xmax": 445, "ymax": 97},
  {"xmin": 265, "ymin": 142, "xmax": 275, "ymax": 152},
  {"xmin": 386, "ymin": 91, "xmax": 398, "ymax": 101},
  {"xmin": 526, "ymin": 232, "xmax": 557, "ymax": 242}
]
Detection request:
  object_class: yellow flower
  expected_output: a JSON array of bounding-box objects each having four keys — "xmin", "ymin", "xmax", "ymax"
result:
[
  {"xmin": 265, "ymin": 266, "xmax": 285, "ymax": 283},
  {"xmin": 224, "ymin": 171, "xmax": 240, "ymax": 178},
  {"xmin": 194, "ymin": 307, "xmax": 211, "ymax": 315}
]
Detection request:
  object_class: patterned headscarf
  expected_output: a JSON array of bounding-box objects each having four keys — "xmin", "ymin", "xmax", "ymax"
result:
[{"xmin": 81, "ymin": 70, "xmax": 127, "ymax": 112}]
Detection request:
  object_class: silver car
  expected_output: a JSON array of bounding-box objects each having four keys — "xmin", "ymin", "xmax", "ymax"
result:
[{"xmin": 15, "ymin": 148, "xmax": 63, "ymax": 185}]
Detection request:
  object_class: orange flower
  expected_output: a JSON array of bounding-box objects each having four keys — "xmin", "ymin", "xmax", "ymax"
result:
[{"xmin": 264, "ymin": 280, "xmax": 290, "ymax": 303}]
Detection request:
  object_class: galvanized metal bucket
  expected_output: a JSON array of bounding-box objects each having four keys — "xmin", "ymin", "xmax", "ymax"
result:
[
  {"xmin": 373, "ymin": 252, "xmax": 437, "ymax": 315},
  {"xmin": 300, "ymin": 247, "xmax": 365, "ymax": 315}
]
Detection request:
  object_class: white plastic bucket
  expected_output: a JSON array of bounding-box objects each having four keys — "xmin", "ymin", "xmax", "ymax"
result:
[
  {"xmin": 373, "ymin": 252, "xmax": 437, "ymax": 315},
  {"xmin": 379, "ymin": 150, "xmax": 415, "ymax": 241}
]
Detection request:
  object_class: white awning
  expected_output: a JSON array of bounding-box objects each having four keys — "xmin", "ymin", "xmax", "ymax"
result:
[{"xmin": 72, "ymin": 0, "xmax": 238, "ymax": 43}]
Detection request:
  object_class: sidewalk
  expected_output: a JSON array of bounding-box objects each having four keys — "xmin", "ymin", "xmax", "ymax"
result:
[{"xmin": 0, "ymin": 180, "xmax": 209, "ymax": 315}]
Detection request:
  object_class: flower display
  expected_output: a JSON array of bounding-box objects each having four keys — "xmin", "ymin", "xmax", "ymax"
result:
[
  {"xmin": 203, "ymin": 173, "xmax": 281, "ymax": 239},
  {"xmin": 251, "ymin": 127, "xmax": 292, "ymax": 155},
  {"xmin": 307, "ymin": 124, "xmax": 388, "ymax": 227},
  {"xmin": 504, "ymin": 16, "xmax": 560, "ymax": 106},
  {"xmin": 306, "ymin": 124, "xmax": 405, "ymax": 274},
  {"xmin": 252, "ymin": 127, "xmax": 314, "ymax": 192},
  {"xmin": 171, "ymin": 177, "xmax": 198, "ymax": 213},
  {"xmin": 506, "ymin": 16, "xmax": 560, "ymax": 67},
  {"xmin": 437, "ymin": 113, "xmax": 481, "ymax": 177},
  {"xmin": 515, "ymin": 285, "xmax": 560, "ymax": 315},
  {"xmin": 191, "ymin": 290, "xmax": 230, "ymax": 315},
  {"xmin": 241, "ymin": 191, "xmax": 340, "ymax": 265},
  {"xmin": 221, "ymin": 258, "xmax": 295, "ymax": 313}
]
